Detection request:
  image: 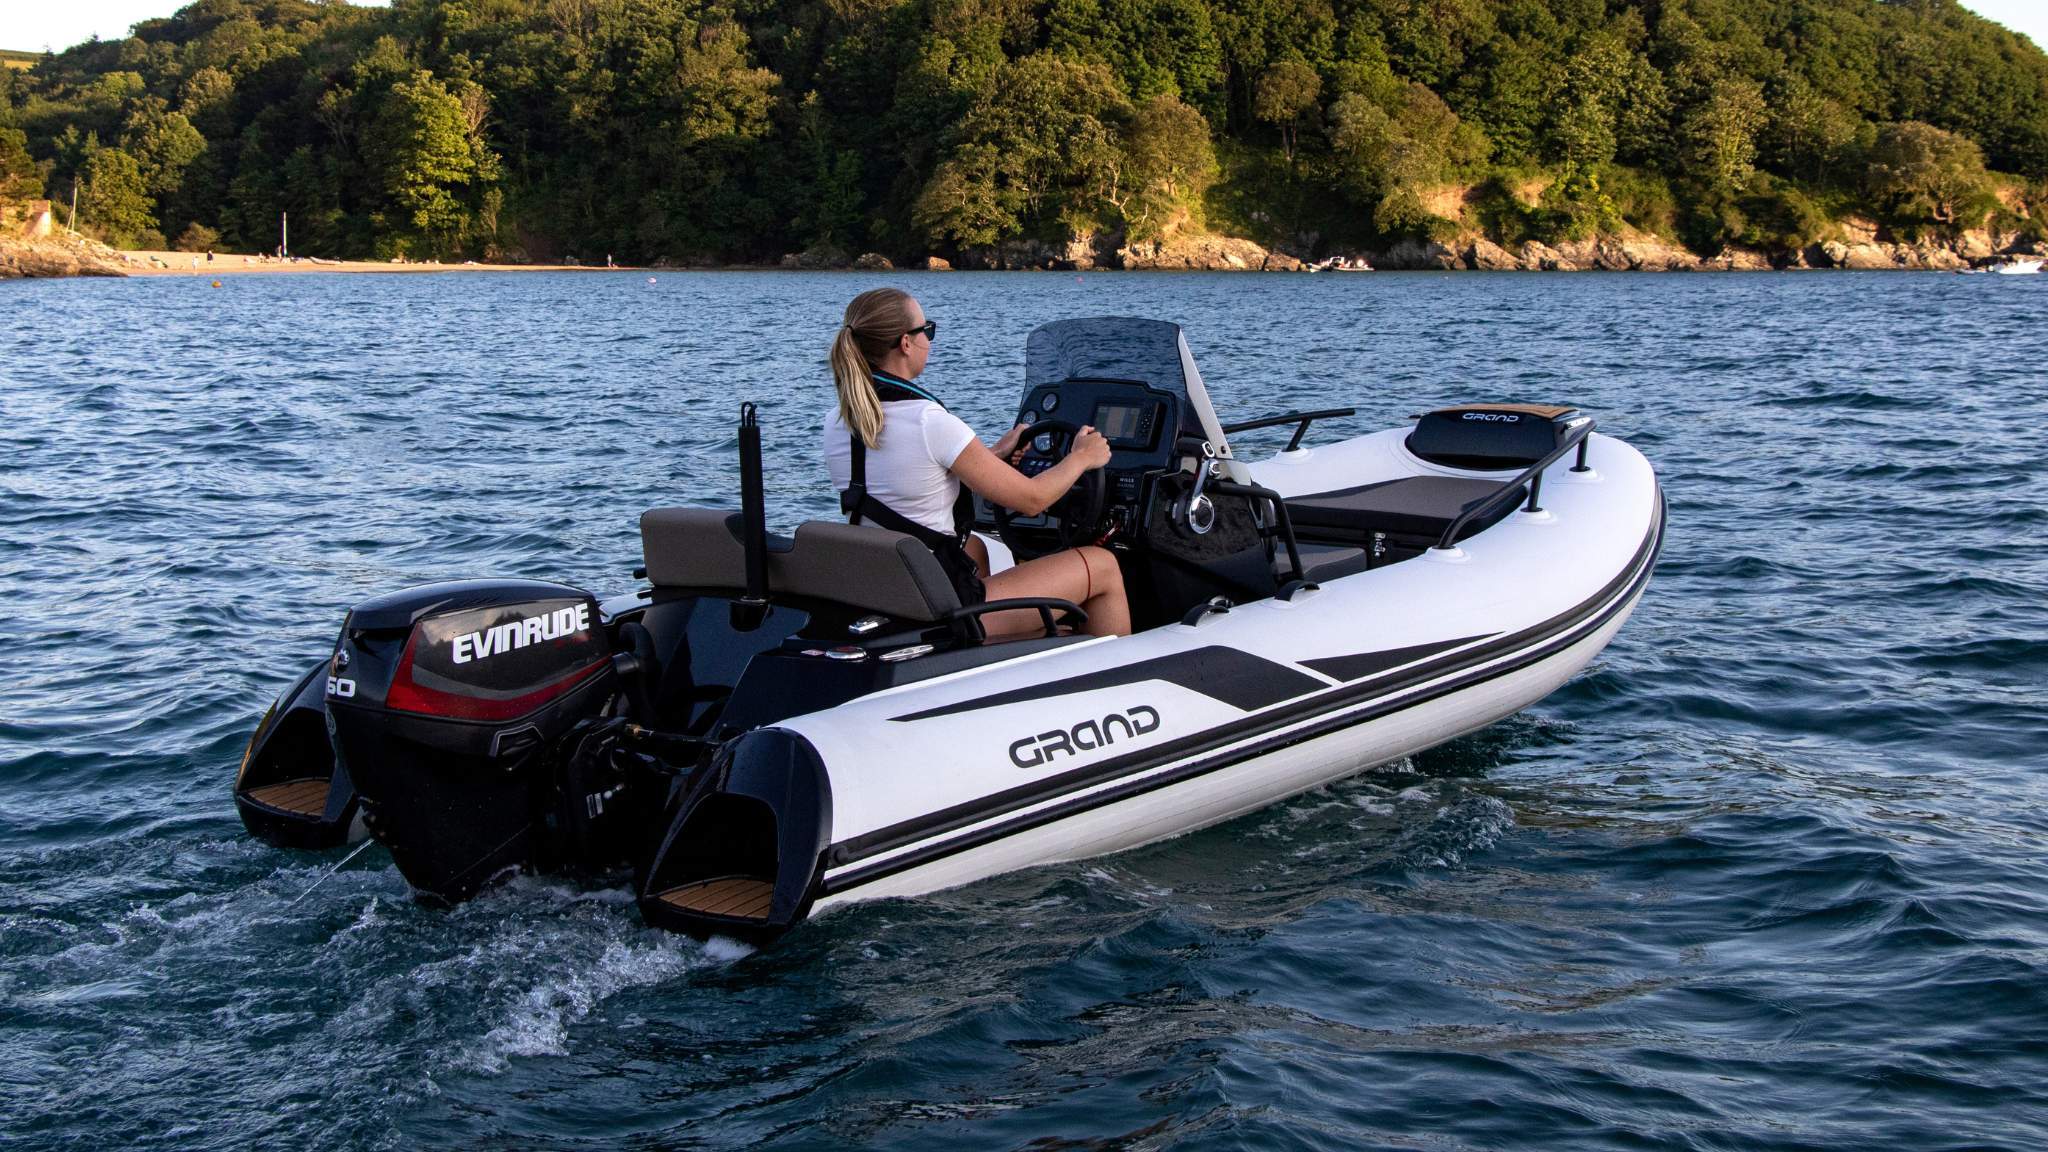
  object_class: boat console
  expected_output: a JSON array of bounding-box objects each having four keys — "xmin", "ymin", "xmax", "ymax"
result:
[
  {"xmin": 974, "ymin": 318, "xmax": 1302, "ymax": 627},
  {"xmin": 981, "ymin": 376, "xmax": 1186, "ymax": 563}
]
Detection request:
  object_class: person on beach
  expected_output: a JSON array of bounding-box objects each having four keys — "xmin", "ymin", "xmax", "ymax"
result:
[{"xmin": 825, "ymin": 287, "xmax": 1131, "ymax": 637}]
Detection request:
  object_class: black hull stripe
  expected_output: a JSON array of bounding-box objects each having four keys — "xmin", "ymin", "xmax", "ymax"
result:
[
  {"xmin": 1301, "ymin": 635, "xmax": 1494, "ymax": 683},
  {"xmin": 820, "ymin": 491, "xmax": 1666, "ymax": 889},
  {"xmin": 889, "ymin": 646, "xmax": 1332, "ymax": 722}
]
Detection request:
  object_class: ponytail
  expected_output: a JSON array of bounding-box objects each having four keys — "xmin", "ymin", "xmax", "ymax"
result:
[
  {"xmin": 830, "ymin": 287, "xmax": 918, "ymax": 450},
  {"xmin": 831, "ymin": 324, "xmax": 885, "ymax": 450}
]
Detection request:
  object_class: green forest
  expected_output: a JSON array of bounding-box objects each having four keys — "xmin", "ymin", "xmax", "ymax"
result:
[{"xmin": 2, "ymin": 0, "xmax": 2046, "ymax": 262}]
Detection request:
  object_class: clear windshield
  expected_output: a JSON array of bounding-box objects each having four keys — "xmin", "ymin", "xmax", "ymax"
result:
[{"xmin": 1022, "ymin": 317, "xmax": 1232, "ymax": 455}]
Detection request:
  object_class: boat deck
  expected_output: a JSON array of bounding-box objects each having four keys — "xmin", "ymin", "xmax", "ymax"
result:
[
  {"xmin": 243, "ymin": 777, "xmax": 329, "ymax": 817},
  {"xmin": 654, "ymin": 876, "xmax": 774, "ymax": 920}
]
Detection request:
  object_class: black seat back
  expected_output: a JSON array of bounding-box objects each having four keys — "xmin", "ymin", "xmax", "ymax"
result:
[{"xmin": 640, "ymin": 508, "xmax": 961, "ymax": 622}]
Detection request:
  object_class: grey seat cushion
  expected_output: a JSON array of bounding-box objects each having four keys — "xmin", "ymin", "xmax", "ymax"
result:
[
  {"xmin": 641, "ymin": 507, "xmax": 750, "ymax": 590},
  {"xmin": 640, "ymin": 507, "xmax": 962, "ymax": 622},
  {"xmin": 1286, "ymin": 476, "xmax": 1524, "ymax": 543},
  {"xmin": 1282, "ymin": 542, "xmax": 1369, "ymax": 583}
]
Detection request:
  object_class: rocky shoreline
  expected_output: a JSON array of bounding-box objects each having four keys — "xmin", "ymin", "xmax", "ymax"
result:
[
  {"xmin": 5, "ymin": 204, "xmax": 2037, "ymax": 280},
  {"xmin": 773, "ymin": 215, "xmax": 2042, "ymax": 274},
  {"xmin": 1, "ymin": 201, "xmax": 130, "ymax": 278},
  {"xmin": 1377, "ymin": 221, "xmax": 2038, "ymax": 273}
]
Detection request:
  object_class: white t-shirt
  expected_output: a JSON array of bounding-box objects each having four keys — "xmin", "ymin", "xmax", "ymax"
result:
[{"xmin": 824, "ymin": 399, "xmax": 979, "ymax": 535}]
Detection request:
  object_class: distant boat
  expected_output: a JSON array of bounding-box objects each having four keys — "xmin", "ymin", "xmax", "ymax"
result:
[
  {"xmin": 1308, "ymin": 256, "xmax": 1374, "ymax": 273},
  {"xmin": 1993, "ymin": 258, "xmax": 2042, "ymax": 276}
]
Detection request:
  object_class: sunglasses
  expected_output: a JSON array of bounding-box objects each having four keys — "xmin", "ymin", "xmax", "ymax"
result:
[{"xmin": 904, "ymin": 320, "xmax": 938, "ymax": 342}]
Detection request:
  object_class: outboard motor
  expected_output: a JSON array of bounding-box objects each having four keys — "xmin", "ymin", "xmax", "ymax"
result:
[{"xmin": 325, "ymin": 579, "xmax": 619, "ymax": 901}]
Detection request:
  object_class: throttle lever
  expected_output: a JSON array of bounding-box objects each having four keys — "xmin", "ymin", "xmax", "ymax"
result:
[{"xmin": 1176, "ymin": 438, "xmax": 1219, "ymax": 535}]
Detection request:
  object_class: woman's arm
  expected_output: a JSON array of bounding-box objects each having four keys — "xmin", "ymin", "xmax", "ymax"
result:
[{"xmin": 951, "ymin": 426, "xmax": 1112, "ymax": 516}]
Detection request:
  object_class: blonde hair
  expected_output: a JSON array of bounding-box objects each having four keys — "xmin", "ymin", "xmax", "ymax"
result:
[{"xmin": 831, "ymin": 287, "xmax": 919, "ymax": 450}]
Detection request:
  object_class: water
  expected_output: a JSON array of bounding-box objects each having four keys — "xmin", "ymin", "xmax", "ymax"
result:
[{"xmin": 3, "ymin": 270, "xmax": 2044, "ymax": 1149}]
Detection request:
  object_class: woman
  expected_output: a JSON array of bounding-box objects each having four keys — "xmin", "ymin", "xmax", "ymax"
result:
[{"xmin": 825, "ymin": 287, "xmax": 1132, "ymax": 638}]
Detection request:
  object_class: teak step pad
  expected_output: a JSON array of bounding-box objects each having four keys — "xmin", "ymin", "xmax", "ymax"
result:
[
  {"xmin": 654, "ymin": 876, "xmax": 775, "ymax": 920},
  {"xmin": 244, "ymin": 777, "xmax": 329, "ymax": 817}
]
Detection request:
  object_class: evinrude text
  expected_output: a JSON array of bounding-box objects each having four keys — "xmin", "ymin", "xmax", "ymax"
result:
[{"xmin": 452, "ymin": 603, "xmax": 591, "ymax": 664}]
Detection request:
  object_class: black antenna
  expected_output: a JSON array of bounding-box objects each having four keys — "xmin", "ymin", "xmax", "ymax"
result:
[{"xmin": 733, "ymin": 403, "xmax": 770, "ymax": 630}]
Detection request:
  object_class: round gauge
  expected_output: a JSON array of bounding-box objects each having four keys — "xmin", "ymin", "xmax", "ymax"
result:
[
  {"xmin": 1033, "ymin": 432, "xmax": 1056, "ymax": 453},
  {"xmin": 1021, "ymin": 409, "xmax": 1038, "ymax": 425},
  {"xmin": 1039, "ymin": 393, "xmax": 1059, "ymax": 413}
]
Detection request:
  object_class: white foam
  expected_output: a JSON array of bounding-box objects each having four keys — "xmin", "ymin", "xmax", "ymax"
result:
[{"xmin": 461, "ymin": 932, "xmax": 748, "ymax": 1073}]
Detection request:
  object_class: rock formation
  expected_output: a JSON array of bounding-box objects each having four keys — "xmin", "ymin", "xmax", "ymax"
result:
[{"xmin": 0, "ymin": 209, "xmax": 129, "ymax": 278}]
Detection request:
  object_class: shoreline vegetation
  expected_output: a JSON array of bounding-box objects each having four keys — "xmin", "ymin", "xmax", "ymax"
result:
[{"xmin": 4, "ymin": 1, "xmax": 2048, "ymax": 279}]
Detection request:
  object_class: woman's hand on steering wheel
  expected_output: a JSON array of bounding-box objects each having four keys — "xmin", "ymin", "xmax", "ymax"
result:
[
  {"xmin": 990, "ymin": 422, "xmax": 1031, "ymax": 465},
  {"xmin": 982, "ymin": 418, "xmax": 1110, "ymax": 553},
  {"xmin": 1072, "ymin": 425, "xmax": 1112, "ymax": 470}
]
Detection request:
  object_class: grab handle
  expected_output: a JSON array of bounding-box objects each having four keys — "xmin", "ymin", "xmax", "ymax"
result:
[
  {"xmin": 1434, "ymin": 416, "xmax": 1596, "ymax": 550},
  {"xmin": 946, "ymin": 597, "xmax": 1088, "ymax": 641}
]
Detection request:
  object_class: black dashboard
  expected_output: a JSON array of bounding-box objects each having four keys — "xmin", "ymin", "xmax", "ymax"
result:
[{"xmin": 995, "ymin": 378, "xmax": 1184, "ymax": 532}]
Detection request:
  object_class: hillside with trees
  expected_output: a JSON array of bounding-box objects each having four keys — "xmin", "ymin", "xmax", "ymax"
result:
[{"xmin": 2, "ymin": 0, "xmax": 2046, "ymax": 266}]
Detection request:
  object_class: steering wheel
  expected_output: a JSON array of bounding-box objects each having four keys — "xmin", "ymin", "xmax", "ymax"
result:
[{"xmin": 991, "ymin": 418, "xmax": 1108, "ymax": 554}]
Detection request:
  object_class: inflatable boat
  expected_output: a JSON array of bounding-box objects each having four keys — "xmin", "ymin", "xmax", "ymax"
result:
[{"xmin": 234, "ymin": 317, "xmax": 1663, "ymax": 943}]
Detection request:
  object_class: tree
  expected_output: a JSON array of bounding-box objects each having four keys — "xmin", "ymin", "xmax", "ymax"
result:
[
  {"xmin": 1548, "ymin": 30, "xmax": 1629, "ymax": 172},
  {"xmin": 1105, "ymin": 93, "xmax": 1217, "ymax": 240},
  {"xmin": 1255, "ymin": 57, "xmax": 1319, "ymax": 161},
  {"xmin": 6, "ymin": 0, "xmax": 2048, "ymax": 262},
  {"xmin": 672, "ymin": 23, "xmax": 778, "ymax": 147},
  {"xmin": 914, "ymin": 53, "xmax": 1132, "ymax": 247},
  {"xmin": 1048, "ymin": 0, "xmax": 1225, "ymax": 108},
  {"xmin": 367, "ymin": 71, "xmax": 500, "ymax": 257},
  {"xmin": 176, "ymin": 221, "xmax": 221, "ymax": 251},
  {"xmin": 915, "ymin": 142, "xmax": 1017, "ymax": 247},
  {"xmin": 122, "ymin": 98, "xmax": 208, "ymax": 203},
  {"xmin": 1327, "ymin": 81, "xmax": 1480, "ymax": 240},
  {"xmin": 78, "ymin": 144, "xmax": 155, "ymax": 246},
  {"xmin": 1329, "ymin": 83, "xmax": 1476, "ymax": 196},
  {"xmin": 1681, "ymin": 79, "xmax": 1766, "ymax": 195},
  {"xmin": 1867, "ymin": 121, "xmax": 1994, "ymax": 227},
  {"xmin": 0, "ymin": 127, "xmax": 42, "ymax": 204},
  {"xmin": 1766, "ymin": 77, "xmax": 1860, "ymax": 183}
]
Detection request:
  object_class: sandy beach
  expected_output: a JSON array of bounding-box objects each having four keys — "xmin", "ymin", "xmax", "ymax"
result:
[{"xmin": 120, "ymin": 250, "xmax": 636, "ymax": 275}]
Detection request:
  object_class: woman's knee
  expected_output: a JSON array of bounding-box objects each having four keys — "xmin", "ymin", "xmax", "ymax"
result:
[{"xmin": 1080, "ymin": 546, "xmax": 1123, "ymax": 590}]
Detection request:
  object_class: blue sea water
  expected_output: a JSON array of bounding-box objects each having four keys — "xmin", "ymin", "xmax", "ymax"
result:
[{"xmin": 1, "ymin": 269, "xmax": 2044, "ymax": 1150}]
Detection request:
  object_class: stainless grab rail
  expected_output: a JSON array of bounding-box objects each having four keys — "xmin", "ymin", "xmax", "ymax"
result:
[
  {"xmin": 1220, "ymin": 407, "xmax": 1357, "ymax": 452},
  {"xmin": 1433, "ymin": 416, "xmax": 1597, "ymax": 551}
]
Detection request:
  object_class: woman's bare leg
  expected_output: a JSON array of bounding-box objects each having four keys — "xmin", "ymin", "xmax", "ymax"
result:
[
  {"xmin": 981, "ymin": 545, "xmax": 1131, "ymax": 637},
  {"xmin": 964, "ymin": 533, "xmax": 992, "ymax": 579}
]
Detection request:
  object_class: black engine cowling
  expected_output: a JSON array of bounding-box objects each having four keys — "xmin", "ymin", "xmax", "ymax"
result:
[{"xmin": 326, "ymin": 578, "xmax": 619, "ymax": 901}]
